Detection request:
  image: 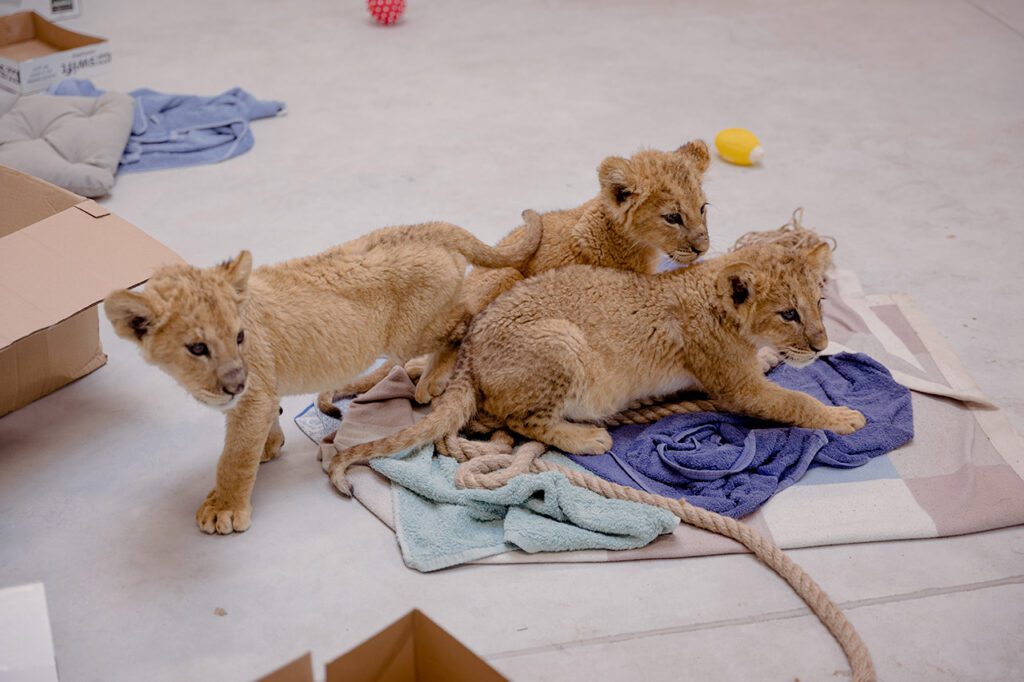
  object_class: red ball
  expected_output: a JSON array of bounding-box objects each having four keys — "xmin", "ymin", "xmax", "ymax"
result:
[{"xmin": 367, "ymin": 0, "xmax": 405, "ymax": 25}]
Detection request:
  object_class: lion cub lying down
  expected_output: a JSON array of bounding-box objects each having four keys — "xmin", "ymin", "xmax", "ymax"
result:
[
  {"xmin": 104, "ymin": 220, "xmax": 540, "ymax": 534},
  {"xmin": 317, "ymin": 140, "xmax": 714, "ymax": 411},
  {"xmin": 326, "ymin": 241, "xmax": 867, "ymax": 493}
]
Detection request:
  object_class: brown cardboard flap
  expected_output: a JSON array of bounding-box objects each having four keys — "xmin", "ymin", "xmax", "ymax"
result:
[
  {"xmin": 256, "ymin": 653, "xmax": 315, "ymax": 682},
  {"xmin": 0, "ymin": 165, "xmax": 82, "ymax": 238},
  {"xmin": 0, "ymin": 306, "xmax": 106, "ymax": 417},
  {"xmin": 411, "ymin": 611, "xmax": 507, "ymax": 682},
  {"xmin": 0, "ymin": 174, "xmax": 182, "ymax": 349},
  {"xmin": 75, "ymin": 200, "xmax": 111, "ymax": 218},
  {"xmin": 0, "ymin": 202, "xmax": 180, "ymax": 348},
  {"xmin": 325, "ymin": 610, "xmax": 506, "ymax": 682},
  {"xmin": 0, "ymin": 12, "xmax": 102, "ymax": 53},
  {"xmin": 29, "ymin": 11, "xmax": 103, "ymax": 50},
  {"xmin": 0, "ymin": 11, "xmax": 34, "ymax": 48},
  {"xmin": 326, "ymin": 612, "xmax": 417, "ymax": 682}
]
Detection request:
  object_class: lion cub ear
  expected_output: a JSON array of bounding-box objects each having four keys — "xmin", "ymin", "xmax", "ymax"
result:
[
  {"xmin": 598, "ymin": 156, "xmax": 639, "ymax": 206},
  {"xmin": 220, "ymin": 250, "xmax": 252, "ymax": 298},
  {"xmin": 105, "ymin": 290, "xmax": 158, "ymax": 343},
  {"xmin": 715, "ymin": 261, "xmax": 757, "ymax": 314},
  {"xmin": 676, "ymin": 140, "xmax": 711, "ymax": 174},
  {"xmin": 804, "ymin": 242, "xmax": 832, "ymax": 275}
]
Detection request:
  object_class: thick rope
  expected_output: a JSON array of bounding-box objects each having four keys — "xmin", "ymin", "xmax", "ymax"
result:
[
  {"xmin": 600, "ymin": 397, "xmax": 719, "ymax": 426},
  {"xmin": 437, "ymin": 433, "xmax": 875, "ymax": 682}
]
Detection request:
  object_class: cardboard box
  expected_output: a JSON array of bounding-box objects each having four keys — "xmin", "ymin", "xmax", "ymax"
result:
[
  {"xmin": 0, "ymin": 165, "xmax": 181, "ymax": 417},
  {"xmin": 258, "ymin": 610, "xmax": 508, "ymax": 682},
  {"xmin": 0, "ymin": 11, "xmax": 109, "ymax": 93},
  {"xmin": 0, "ymin": 0, "xmax": 82, "ymax": 22}
]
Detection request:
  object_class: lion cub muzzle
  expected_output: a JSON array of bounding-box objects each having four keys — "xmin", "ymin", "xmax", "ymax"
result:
[
  {"xmin": 217, "ymin": 364, "xmax": 247, "ymax": 397},
  {"xmin": 688, "ymin": 227, "xmax": 710, "ymax": 255}
]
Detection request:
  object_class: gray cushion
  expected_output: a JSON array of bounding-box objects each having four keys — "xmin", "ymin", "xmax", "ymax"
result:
[{"xmin": 0, "ymin": 91, "xmax": 134, "ymax": 197}]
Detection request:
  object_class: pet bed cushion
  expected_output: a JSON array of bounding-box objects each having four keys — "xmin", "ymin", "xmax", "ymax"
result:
[{"xmin": 0, "ymin": 90, "xmax": 134, "ymax": 197}]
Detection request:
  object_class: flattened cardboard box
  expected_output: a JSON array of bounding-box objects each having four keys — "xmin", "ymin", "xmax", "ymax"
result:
[
  {"xmin": 0, "ymin": 165, "xmax": 182, "ymax": 416},
  {"xmin": 258, "ymin": 610, "xmax": 507, "ymax": 682},
  {"xmin": 0, "ymin": 11, "xmax": 109, "ymax": 93}
]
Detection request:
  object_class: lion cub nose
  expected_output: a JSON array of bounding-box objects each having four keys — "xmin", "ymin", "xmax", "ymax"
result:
[
  {"xmin": 220, "ymin": 367, "xmax": 247, "ymax": 396},
  {"xmin": 690, "ymin": 231, "xmax": 710, "ymax": 254}
]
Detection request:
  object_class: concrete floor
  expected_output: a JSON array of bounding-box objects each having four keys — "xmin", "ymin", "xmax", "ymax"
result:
[{"xmin": 1, "ymin": 0, "xmax": 1023, "ymax": 679}]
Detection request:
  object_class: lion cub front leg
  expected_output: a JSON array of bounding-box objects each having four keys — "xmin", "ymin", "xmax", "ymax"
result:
[
  {"xmin": 721, "ymin": 375, "xmax": 866, "ymax": 435},
  {"xmin": 262, "ymin": 410, "xmax": 285, "ymax": 463},
  {"xmin": 197, "ymin": 394, "xmax": 278, "ymax": 535}
]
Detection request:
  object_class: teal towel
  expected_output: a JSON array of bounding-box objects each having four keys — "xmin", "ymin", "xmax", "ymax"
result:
[{"xmin": 370, "ymin": 445, "xmax": 679, "ymax": 572}]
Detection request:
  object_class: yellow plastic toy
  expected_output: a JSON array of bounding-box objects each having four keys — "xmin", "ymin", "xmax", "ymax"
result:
[{"xmin": 714, "ymin": 128, "xmax": 764, "ymax": 166}]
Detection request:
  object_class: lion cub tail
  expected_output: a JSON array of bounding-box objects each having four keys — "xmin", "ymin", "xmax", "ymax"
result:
[
  {"xmin": 329, "ymin": 359, "xmax": 478, "ymax": 475},
  {"xmin": 421, "ymin": 209, "xmax": 542, "ymax": 272}
]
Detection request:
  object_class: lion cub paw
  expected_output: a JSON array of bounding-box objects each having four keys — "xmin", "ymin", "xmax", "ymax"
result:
[
  {"xmin": 414, "ymin": 369, "xmax": 450, "ymax": 405},
  {"xmin": 328, "ymin": 462, "xmax": 354, "ymax": 497},
  {"xmin": 757, "ymin": 346, "xmax": 784, "ymax": 374},
  {"xmin": 196, "ymin": 490, "xmax": 252, "ymax": 535},
  {"xmin": 822, "ymin": 406, "xmax": 867, "ymax": 435},
  {"xmin": 261, "ymin": 429, "xmax": 285, "ymax": 463},
  {"xmin": 555, "ymin": 426, "xmax": 614, "ymax": 455},
  {"xmin": 413, "ymin": 380, "xmax": 434, "ymax": 406}
]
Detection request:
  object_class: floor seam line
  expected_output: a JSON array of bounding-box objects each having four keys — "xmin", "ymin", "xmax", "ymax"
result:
[
  {"xmin": 484, "ymin": 573, "xmax": 1024, "ymax": 661},
  {"xmin": 960, "ymin": 0, "xmax": 1024, "ymax": 40}
]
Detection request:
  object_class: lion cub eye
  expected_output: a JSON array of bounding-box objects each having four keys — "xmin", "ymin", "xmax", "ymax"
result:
[
  {"xmin": 187, "ymin": 342, "xmax": 209, "ymax": 357},
  {"xmin": 700, "ymin": 203, "xmax": 709, "ymax": 216},
  {"xmin": 663, "ymin": 213, "xmax": 684, "ymax": 226},
  {"xmin": 236, "ymin": 330, "xmax": 245, "ymax": 345},
  {"xmin": 779, "ymin": 309, "xmax": 801, "ymax": 323}
]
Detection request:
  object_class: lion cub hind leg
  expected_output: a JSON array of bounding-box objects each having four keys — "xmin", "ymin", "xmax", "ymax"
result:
[
  {"xmin": 507, "ymin": 414, "xmax": 612, "ymax": 455},
  {"xmin": 480, "ymin": 318, "xmax": 609, "ymax": 453},
  {"xmin": 414, "ymin": 348, "xmax": 457, "ymax": 404}
]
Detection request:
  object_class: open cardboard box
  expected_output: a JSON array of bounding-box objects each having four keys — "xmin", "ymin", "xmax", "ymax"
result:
[
  {"xmin": 0, "ymin": 165, "xmax": 182, "ymax": 417},
  {"xmin": 258, "ymin": 610, "xmax": 507, "ymax": 682},
  {"xmin": 0, "ymin": 10, "xmax": 109, "ymax": 93}
]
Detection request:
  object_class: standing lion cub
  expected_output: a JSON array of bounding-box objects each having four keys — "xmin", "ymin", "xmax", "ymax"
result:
[
  {"xmin": 325, "ymin": 241, "xmax": 867, "ymax": 493},
  {"xmin": 104, "ymin": 219, "xmax": 540, "ymax": 534}
]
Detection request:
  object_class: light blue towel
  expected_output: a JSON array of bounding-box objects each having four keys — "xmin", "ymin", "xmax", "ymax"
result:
[
  {"xmin": 48, "ymin": 79, "xmax": 284, "ymax": 172},
  {"xmin": 369, "ymin": 444, "xmax": 679, "ymax": 572}
]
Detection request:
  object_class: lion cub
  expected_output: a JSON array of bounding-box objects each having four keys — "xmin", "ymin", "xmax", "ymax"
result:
[
  {"xmin": 104, "ymin": 220, "xmax": 540, "ymax": 534},
  {"xmin": 318, "ymin": 140, "xmax": 713, "ymax": 411},
  {"xmin": 325, "ymin": 242, "xmax": 867, "ymax": 493}
]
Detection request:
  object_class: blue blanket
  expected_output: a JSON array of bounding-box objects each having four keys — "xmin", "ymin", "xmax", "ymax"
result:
[
  {"xmin": 49, "ymin": 79, "xmax": 284, "ymax": 172},
  {"xmin": 568, "ymin": 353, "xmax": 913, "ymax": 518},
  {"xmin": 370, "ymin": 445, "xmax": 679, "ymax": 572}
]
